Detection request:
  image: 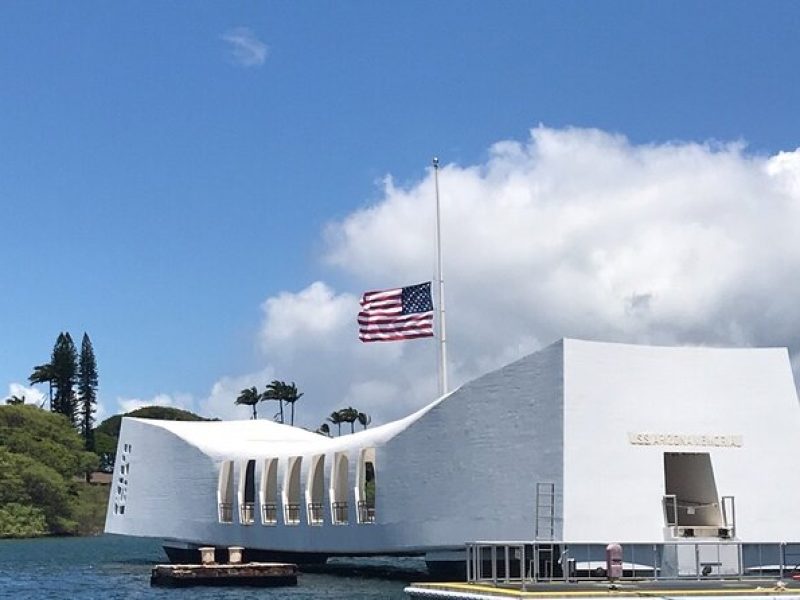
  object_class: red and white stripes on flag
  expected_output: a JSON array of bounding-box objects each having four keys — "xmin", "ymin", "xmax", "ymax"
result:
[{"xmin": 358, "ymin": 282, "xmax": 434, "ymax": 342}]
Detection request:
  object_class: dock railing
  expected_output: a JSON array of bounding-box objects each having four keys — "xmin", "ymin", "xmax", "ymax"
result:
[{"xmin": 465, "ymin": 541, "xmax": 800, "ymax": 590}]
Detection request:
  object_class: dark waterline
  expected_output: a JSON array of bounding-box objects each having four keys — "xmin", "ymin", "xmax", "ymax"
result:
[{"xmin": 0, "ymin": 535, "xmax": 413, "ymax": 599}]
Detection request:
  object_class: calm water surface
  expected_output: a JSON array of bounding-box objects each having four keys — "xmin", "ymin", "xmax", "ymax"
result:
[{"xmin": 0, "ymin": 535, "xmax": 413, "ymax": 599}]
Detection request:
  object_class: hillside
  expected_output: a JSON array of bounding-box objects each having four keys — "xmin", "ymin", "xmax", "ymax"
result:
[
  {"xmin": 0, "ymin": 405, "xmax": 101, "ymax": 538},
  {"xmin": 0, "ymin": 404, "xmax": 216, "ymax": 538}
]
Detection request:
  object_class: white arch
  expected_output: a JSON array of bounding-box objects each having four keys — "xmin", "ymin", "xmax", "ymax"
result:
[
  {"xmin": 330, "ymin": 452, "xmax": 350, "ymax": 524},
  {"xmin": 355, "ymin": 448, "xmax": 376, "ymax": 524},
  {"xmin": 283, "ymin": 456, "xmax": 302, "ymax": 525},
  {"xmin": 238, "ymin": 459, "xmax": 256, "ymax": 524},
  {"xmin": 260, "ymin": 458, "xmax": 278, "ymax": 525},
  {"xmin": 217, "ymin": 460, "xmax": 234, "ymax": 523},
  {"xmin": 306, "ymin": 454, "xmax": 325, "ymax": 525}
]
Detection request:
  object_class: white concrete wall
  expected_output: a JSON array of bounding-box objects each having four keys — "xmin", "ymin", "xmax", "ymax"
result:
[
  {"xmin": 562, "ymin": 339, "xmax": 800, "ymax": 542},
  {"xmin": 378, "ymin": 340, "xmax": 565, "ymax": 549},
  {"xmin": 105, "ymin": 342, "xmax": 565, "ymax": 554},
  {"xmin": 105, "ymin": 418, "xmax": 220, "ymax": 542},
  {"xmin": 107, "ymin": 338, "xmax": 800, "ymax": 555}
]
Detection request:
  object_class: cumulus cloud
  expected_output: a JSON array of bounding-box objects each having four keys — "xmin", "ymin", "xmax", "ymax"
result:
[
  {"xmin": 117, "ymin": 392, "xmax": 195, "ymax": 415},
  {"xmin": 140, "ymin": 126, "xmax": 800, "ymax": 427},
  {"xmin": 5, "ymin": 383, "xmax": 45, "ymax": 406},
  {"xmin": 259, "ymin": 282, "xmax": 357, "ymax": 350},
  {"xmin": 325, "ymin": 127, "xmax": 800, "ymax": 372},
  {"xmin": 221, "ymin": 27, "xmax": 268, "ymax": 67}
]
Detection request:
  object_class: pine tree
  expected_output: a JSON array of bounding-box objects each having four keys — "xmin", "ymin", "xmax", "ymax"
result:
[
  {"xmin": 77, "ymin": 333, "xmax": 98, "ymax": 450},
  {"xmin": 51, "ymin": 332, "xmax": 78, "ymax": 425}
]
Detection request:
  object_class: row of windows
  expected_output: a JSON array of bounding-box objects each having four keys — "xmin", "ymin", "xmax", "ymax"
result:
[
  {"xmin": 112, "ymin": 443, "xmax": 132, "ymax": 516},
  {"xmin": 217, "ymin": 448, "xmax": 376, "ymax": 527}
]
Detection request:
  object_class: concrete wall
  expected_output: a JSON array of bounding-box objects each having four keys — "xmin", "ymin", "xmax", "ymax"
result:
[
  {"xmin": 563, "ymin": 339, "xmax": 800, "ymax": 542},
  {"xmin": 107, "ymin": 338, "xmax": 800, "ymax": 554},
  {"xmin": 379, "ymin": 340, "xmax": 564, "ymax": 549}
]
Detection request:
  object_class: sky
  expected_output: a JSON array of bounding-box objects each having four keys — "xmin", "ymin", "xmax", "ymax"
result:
[{"xmin": 2, "ymin": 2, "xmax": 800, "ymax": 428}]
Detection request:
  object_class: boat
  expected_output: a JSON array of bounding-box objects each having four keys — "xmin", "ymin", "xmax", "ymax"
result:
[{"xmin": 104, "ymin": 338, "xmax": 800, "ymax": 574}]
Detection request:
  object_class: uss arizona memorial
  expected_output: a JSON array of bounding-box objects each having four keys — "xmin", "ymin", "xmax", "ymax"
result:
[{"xmin": 104, "ymin": 338, "xmax": 800, "ymax": 566}]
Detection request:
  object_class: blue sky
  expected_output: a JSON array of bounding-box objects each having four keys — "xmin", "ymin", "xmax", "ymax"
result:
[{"xmin": 2, "ymin": 2, "xmax": 800, "ymax": 425}]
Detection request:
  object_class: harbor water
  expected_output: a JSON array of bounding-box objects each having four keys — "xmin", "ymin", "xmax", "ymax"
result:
[{"xmin": 0, "ymin": 535, "xmax": 413, "ymax": 599}]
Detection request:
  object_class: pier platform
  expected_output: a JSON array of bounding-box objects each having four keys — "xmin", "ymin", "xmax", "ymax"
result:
[
  {"xmin": 405, "ymin": 580, "xmax": 800, "ymax": 599},
  {"xmin": 150, "ymin": 562, "xmax": 298, "ymax": 587}
]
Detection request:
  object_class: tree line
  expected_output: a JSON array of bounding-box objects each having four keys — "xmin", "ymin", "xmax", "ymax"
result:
[
  {"xmin": 322, "ymin": 407, "xmax": 371, "ymax": 436},
  {"xmin": 234, "ymin": 382, "xmax": 372, "ymax": 436},
  {"xmin": 6, "ymin": 333, "xmax": 98, "ymax": 452},
  {"xmin": 235, "ymin": 380, "xmax": 304, "ymax": 424}
]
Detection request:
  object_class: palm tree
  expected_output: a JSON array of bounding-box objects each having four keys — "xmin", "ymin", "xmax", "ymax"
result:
[
  {"xmin": 263, "ymin": 380, "xmax": 285, "ymax": 424},
  {"xmin": 316, "ymin": 423, "xmax": 331, "ymax": 437},
  {"xmin": 327, "ymin": 410, "xmax": 344, "ymax": 436},
  {"xmin": 282, "ymin": 382, "xmax": 304, "ymax": 426},
  {"xmin": 340, "ymin": 407, "xmax": 359, "ymax": 434},
  {"xmin": 235, "ymin": 386, "xmax": 261, "ymax": 419},
  {"xmin": 28, "ymin": 363, "xmax": 54, "ymax": 409},
  {"xmin": 357, "ymin": 412, "xmax": 371, "ymax": 430}
]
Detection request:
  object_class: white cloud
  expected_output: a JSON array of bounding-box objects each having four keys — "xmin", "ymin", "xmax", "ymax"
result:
[
  {"xmin": 117, "ymin": 392, "xmax": 194, "ymax": 415},
  {"xmin": 259, "ymin": 282, "xmax": 357, "ymax": 351},
  {"xmin": 325, "ymin": 127, "xmax": 800, "ymax": 368},
  {"xmin": 221, "ymin": 27, "xmax": 268, "ymax": 67},
  {"xmin": 6, "ymin": 383, "xmax": 45, "ymax": 406},
  {"xmin": 199, "ymin": 368, "xmax": 276, "ymax": 422},
  {"xmin": 132, "ymin": 126, "xmax": 800, "ymax": 429}
]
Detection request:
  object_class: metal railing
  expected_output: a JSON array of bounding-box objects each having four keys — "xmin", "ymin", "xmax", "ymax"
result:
[
  {"xmin": 284, "ymin": 503, "xmax": 301, "ymax": 525},
  {"xmin": 218, "ymin": 502, "xmax": 233, "ymax": 523},
  {"xmin": 331, "ymin": 501, "xmax": 348, "ymax": 524},
  {"xmin": 357, "ymin": 501, "xmax": 375, "ymax": 524},
  {"xmin": 308, "ymin": 502, "xmax": 324, "ymax": 525},
  {"xmin": 662, "ymin": 494, "xmax": 736, "ymax": 539},
  {"xmin": 240, "ymin": 502, "xmax": 255, "ymax": 524},
  {"xmin": 466, "ymin": 541, "xmax": 800, "ymax": 588},
  {"xmin": 261, "ymin": 502, "xmax": 278, "ymax": 525}
]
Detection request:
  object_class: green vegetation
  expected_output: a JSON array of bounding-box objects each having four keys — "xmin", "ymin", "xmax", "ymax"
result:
[
  {"xmin": 2, "ymin": 330, "xmax": 219, "ymax": 538},
  {"xmin": 227, "ymin": 380, "xmax": 374, "ymax": 435},
  {"xmin": 0, "ymin": 404, "xmax": 103, "ymax": 538},
  {"xmin": 78, "ymin": 333, "xmax": 99, "ymax": 452},
  {"xmin": 0, "ymin": 403, "xmax": 215, "ymax": 538},
  {"xmin": 323, "ymin": 407, "xmax": 372, "ymax": 436},
  {"xmin": 27, "ymin": 331, "xmax": 98, "ymax": 447},
  {"xmin": 50, "ymin": 332, "xmax": 79, "ymax": 424},
  {"xmin": 233, "ymin": 380, "xmax": 305, "ymax": 425},
  {"xmin": 235, "ymin": 386, "xmax": 261, "ymax": 420}
]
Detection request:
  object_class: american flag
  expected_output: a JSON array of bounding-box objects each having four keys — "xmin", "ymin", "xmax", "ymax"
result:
[{"xmin": 358, "ymin": 282, "xmax": 435, "ymax": 342}]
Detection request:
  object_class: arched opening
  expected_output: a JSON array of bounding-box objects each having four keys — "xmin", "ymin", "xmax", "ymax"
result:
[
  {"xmin": 217, "ymin": 460, "xmax": 234, "ymax": 523},
  {"xmin": 260, "ymin": 458, "xmax": 278, "ymax": 525},
  {"xmin": 283, "ymin": 456, "xmax": 302, "ymax": 525},
  {"xmin": 330, "ymin": 452, "xmax": 349, "ymax": 524},
  {"xmin": 355, "ymin": 448, "xmax": 376, "ymax": 524},
  {"xmin": 306, "ymin": 454, "xmax": 325, "ymax": 525},
  {"xmin": 239, "ymin": 459, "xmax": 256, "ymax": 524}
]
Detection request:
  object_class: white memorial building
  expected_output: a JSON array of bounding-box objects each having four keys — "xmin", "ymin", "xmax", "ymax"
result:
[{"xmin": 105, "ymin": 338, "xmax": 800, "ymax": 567}]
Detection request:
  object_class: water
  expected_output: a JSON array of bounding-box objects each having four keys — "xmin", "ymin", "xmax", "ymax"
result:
[{"xmin": 0, "ymin": 535, "xmax": 414, "ymax": 599}]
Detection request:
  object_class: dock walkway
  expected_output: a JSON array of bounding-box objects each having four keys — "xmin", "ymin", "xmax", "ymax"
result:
[{"xmin": 405, "ymin": 580, "xmax": 800, "ymax": 599}]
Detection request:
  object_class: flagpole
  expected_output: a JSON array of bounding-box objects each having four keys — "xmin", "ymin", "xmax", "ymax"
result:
[{"xmin": 433, "ymin": 157, "xmax": 448, "ymax": 396}]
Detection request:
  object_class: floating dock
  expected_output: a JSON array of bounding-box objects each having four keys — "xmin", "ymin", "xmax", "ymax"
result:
[
  {"xmin": 405, "ymin": 580, "xmax": 800, "ymax": 599},
  {"xmin": 150, "ymin": 562, "xmax": 298, "ymax": 587}
]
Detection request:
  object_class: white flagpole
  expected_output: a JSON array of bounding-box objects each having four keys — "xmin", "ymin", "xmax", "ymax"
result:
[{"xmin": 433, "ymin": 157, "xmax": 448, "ymax": 396}]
